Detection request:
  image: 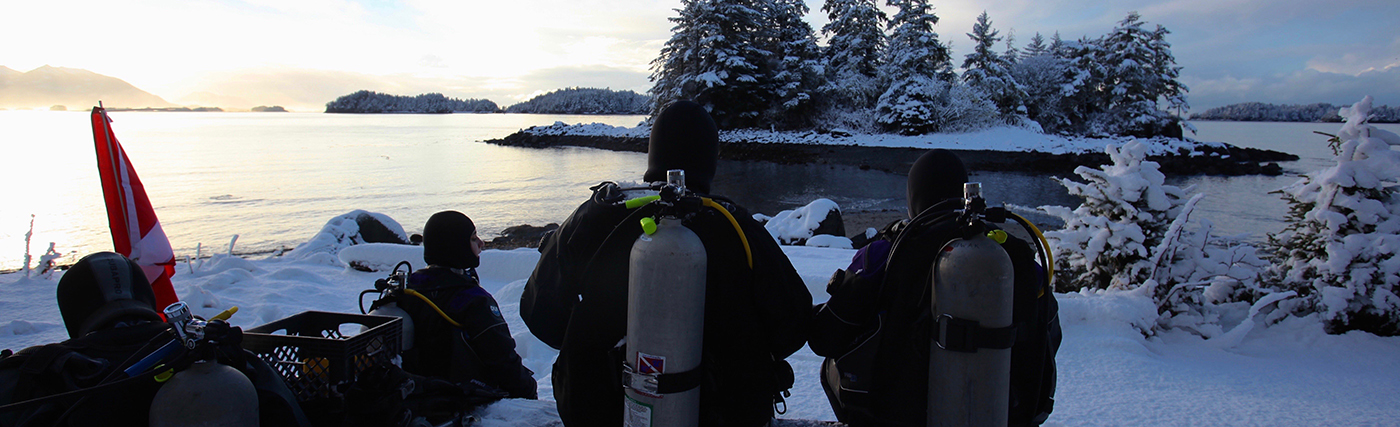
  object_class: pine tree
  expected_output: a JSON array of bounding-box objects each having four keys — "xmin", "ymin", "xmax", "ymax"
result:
[
  {"xmin": 819, "ymin": 0, "xmax": 887, "ymax": 108},
  {"xmin": 1088, "ymin": 12, "xmax": 1188, "ymax": 138},
  {"xmin": 1265, "ymin": 97, "xmax": 1400, "ymax": 336},
  {"xmin": 874, "ymin": 0, "xmax": 957, "ymax": 134},
  {"xmin": 961, "ymin": 11, "xmax": 1027, "ymax": 120}
]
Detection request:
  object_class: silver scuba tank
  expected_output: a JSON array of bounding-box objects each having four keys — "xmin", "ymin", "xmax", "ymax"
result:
[
  {"xmin": 928, "ymin": 183, "xmax": 1015, "ymax": 427},
  {"xmin": 149, "ymin": 360, "xmax": 260, "ymax": 427},
  {"xmin": 368, "ymin": 303, "xmax": 415, "ymax": 352},
  {"xmin": 623, "ymin": 218, "xmax": 707, "ymax": 427}
]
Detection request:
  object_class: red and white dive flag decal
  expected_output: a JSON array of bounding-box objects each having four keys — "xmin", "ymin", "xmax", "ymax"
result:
[{"xmin": 91, "ymin": 106, "xmax": 179, "ymax": 309}]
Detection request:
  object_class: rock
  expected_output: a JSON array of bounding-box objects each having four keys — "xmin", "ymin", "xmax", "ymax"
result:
[
  {"xmin": 487, "ymin": 223, "xmax": 560, "ymax": 250},
  {"xmin": 812, "ymin": 209, "xmax": 846, "ymax": 239}
]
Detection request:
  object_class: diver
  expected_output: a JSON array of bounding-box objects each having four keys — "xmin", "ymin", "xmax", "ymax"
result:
[
  {"xmin": 519, "ymin": 100, "xmax": 813, "ymax": 426},
  {"xmin": 809, "ymin": 149, "xmax": 1062, "ymax": 426},
  {"xmin": 397, "ymin": 210, "xmax": 537, "ymax": 399}
]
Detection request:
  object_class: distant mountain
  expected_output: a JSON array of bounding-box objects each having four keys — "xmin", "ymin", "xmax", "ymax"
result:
[{"xmin": 0, "ymin": 65, "xmax": 173, "ymax": 110}]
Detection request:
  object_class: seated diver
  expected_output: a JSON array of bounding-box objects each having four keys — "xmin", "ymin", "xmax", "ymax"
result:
[
  {"xmin": 0, "ymin": 251, "xmax": 307, "ymax": 427},
  {"xmin": 397, "ymin": 210, "xmax": 536, "ymax": 400},
  {"xmin": 809, "ymin": 149, "xmax": 1062, "ymax": 426}
]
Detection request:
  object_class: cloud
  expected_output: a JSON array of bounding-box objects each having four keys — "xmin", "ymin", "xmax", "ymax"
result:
[
  {"xmin": 1185, "ymin": 66, "xmax": 1400, "ymax": 112},
  {"xmin": 181, "ymin": 65, "xmax": 652, "ymax": 111}
]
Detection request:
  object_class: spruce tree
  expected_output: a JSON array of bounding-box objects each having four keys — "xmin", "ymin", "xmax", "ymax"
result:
[
  {"xmin": 766, "ymin": 0, "xmax": 825, "ymax": 128},
  {"xmin": 1023, "ymin": 32, "xmax": 1048, "ymax": 59},
  {"xmin": 1266, "ymin": 97, "xmax": 1400, "ymax": 336},
  {"xmin": 961, "ymin": 11, "xmax": 1027, "ymax": 120},
  {"xmin": 820, "ymin": 0, "xmax": 887, "ymax": 108},
  {"xmin": 874, "ymin": 0, "xmax": 957, "ymax": 134},
  {"xmin": 1041, "ymin": 141, "xmax": 1188, "ymax": 291},
  {"xmin": 649, "ymin": 0, "xmax": 772, "ymax": 129}
]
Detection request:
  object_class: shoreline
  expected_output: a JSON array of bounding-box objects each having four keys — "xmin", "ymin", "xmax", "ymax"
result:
[{"xmin": 484, "ymin": 132, "xmax": 1299, "ymax": 177}]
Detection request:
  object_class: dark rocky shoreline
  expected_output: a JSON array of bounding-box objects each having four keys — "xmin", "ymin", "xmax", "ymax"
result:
[
  {"xmin": 485, "ymin": 132, "xmax": 1298, "ymax": 177},
  {"xmin": 474, "ymin": 131, "xmax": 1301, "ymax": 249}
]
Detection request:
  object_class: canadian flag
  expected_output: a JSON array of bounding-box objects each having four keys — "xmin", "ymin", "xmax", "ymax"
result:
[{"xmin": 91, "ymin": 106, "xmax": 179, "ymax": 310}]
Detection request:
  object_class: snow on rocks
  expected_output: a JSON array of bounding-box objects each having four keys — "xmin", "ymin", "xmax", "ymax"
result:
[
  {"xmin": 757, "ymin": 198, "xmax": 847, "ymax": 246},
  {"xmin": 522, "ymin": 121, "xmax": 1216, "ymax": 156}
]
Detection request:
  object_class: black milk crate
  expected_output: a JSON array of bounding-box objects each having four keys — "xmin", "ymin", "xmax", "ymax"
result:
[{"xmin": 242, "ymin": 311, "xmax": 402, "ymax": 401}]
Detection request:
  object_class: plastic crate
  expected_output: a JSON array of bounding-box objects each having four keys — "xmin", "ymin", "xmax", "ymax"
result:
[{"xmin": 242, "ymin": 311, "xmax": 402, "ymax": 401}]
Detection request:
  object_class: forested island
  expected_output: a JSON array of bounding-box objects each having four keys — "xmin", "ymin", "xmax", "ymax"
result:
[
  {"xmin": 504, "ymin": 88, "xmax": 649, "ymax": 114},
  {"xmin": 324, "ymin": 90, "xmax": 500, "ymax": 113},
  {"xmin": 1191, "ymin": 102, "xmax": 1400, "ymax": 123}
]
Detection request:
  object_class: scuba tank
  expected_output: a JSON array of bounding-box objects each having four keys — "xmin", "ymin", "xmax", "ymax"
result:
[
  {"xmin": 928, "ymin": 183, "xmax": 1016, "ymax": 427},
  {"xmin": 623, "ymin": 170, "xmax": 708, "ymax": 427},
  {"xmin": 361, "ymin": 261, "xmax": 416, "ymax": 352},
  {"xmin": 150, "ymin": 361, "xmax": 260, "ymax": 427},
  {"xmin": 149, "ymin": 302, "xmax": 260, "ymax": 427}
]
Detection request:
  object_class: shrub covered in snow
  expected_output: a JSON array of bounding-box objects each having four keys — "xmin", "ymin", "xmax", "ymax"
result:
[
  {"xmin": 1264, "ymin": 96, "xmax": 1400, "ymax": 336},
  {"xmin": 1040, "ymin": 141, "xmax": 1187, "ymax": 292}
]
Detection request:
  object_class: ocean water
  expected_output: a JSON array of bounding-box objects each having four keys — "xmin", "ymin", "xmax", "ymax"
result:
[{"xmin": 0, "ymin": 110, "xmax": 1395, "ymax": 271}]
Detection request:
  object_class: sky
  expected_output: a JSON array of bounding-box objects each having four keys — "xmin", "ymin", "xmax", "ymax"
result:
[{"xmin": 4, "ymin": 0, "xmax": 1398, "ymax": 112}]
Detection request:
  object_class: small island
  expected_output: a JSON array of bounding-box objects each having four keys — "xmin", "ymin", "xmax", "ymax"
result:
[
  {"xmin": 251, "ymin": 105, "xmax": 287, "ymax": 112},
  {"xmin": 324, "ymin": 90, "xmax": 500, "ymax": 114}
]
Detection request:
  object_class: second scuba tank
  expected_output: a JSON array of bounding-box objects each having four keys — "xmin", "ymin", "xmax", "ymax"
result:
[
  {"xmin": 928, "ymin": 183, "xmax": 1016, "ymax": 427},
  {"xmin": 149, "ymin": 360, "xmax": 260, "ymax": 427},
  {"xmin": 368, "ymin": 303, "xmax": 414, "ymax": 352},
  {"xmin": 623, "ymin": 219, "xmax": 707, "ymax": 427}
]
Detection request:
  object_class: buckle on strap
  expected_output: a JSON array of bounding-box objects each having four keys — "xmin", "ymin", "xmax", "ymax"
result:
[
  {"xmin": 621, "ymin": 360, "xmax": 703, "ymax": 396},
  {"xmin": 935, "ymin": 314, "xmax": 1017, "ymax": 353}
]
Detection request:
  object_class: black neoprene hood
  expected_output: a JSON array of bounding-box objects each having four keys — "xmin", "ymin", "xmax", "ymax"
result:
[
  {"xmin": 644, "ymin": 100, "xmax": 719, "ymax": 193},
  {"xmin": 56, "ymin": 252, "xmax": 161, "ymax": 338},
  {"xmin": 906, "ymin": 149, "xmax": 969, "ymax": 218},
  {"xmin": 422, "ymin": 210, "xmax": 480, "ymax": 269}
]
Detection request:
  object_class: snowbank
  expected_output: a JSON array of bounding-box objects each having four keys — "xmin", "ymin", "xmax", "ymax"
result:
[{"xmin": 3, "ymin": 220, "xmax": 1399, "ymax": 425}]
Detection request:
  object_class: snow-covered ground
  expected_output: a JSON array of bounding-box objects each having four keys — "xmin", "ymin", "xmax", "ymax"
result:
[
  {"xmin": 521, "ymin": 121, "xmax": 1218, "ymax": 156},
  {"xmin": 3, "ymin": 226, "xmax": 1398, "ymax": 426}
]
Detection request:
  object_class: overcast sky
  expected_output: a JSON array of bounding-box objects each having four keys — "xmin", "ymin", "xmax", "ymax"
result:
[{"xmin": 6, "ymin": 0, "xmax": 1397, "ymax": 111}]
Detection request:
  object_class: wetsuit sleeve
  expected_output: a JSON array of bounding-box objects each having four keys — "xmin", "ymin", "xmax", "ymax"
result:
[
  {"xmin": 741, "ymin": 215, "xmax": 813, "ymax": 359},
  {"xmin": 520, "ymin": 205, "xmax": 588, "ymax": 350},
  {"xmin": 455, "ymin": 289, "xmax": 538, "ymax": 399},
  {"xmin": 809, "ymin": 238, "xmax": 890, "ymax": 357}
]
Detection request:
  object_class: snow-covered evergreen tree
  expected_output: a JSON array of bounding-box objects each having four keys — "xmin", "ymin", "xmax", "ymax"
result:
[
  {"xmin": 1265, "ymin": 96, "xmax": 1400, "ymax": 336},
  {"xmin": 764, "ymin": 0, "xmax": 825, "ymax": 128},
  {"xmin": 961, "ymin": 11, "xmax": 1027, "ymax": 121},
  {"xmin": 1023, "ymin": 32, "xmax": 1049, "ymax": 59},
  {"xmin": 1002, "ymin": 30, "xmax": 1020, "ymax": 65},
  {"xmin": 1041, "ymin": 141, "xmax": 1188, "ymax": 291},
  {"xmin": 649, "ymin": 0, "xmax": 772, "ymax": 128},
  {"xmin": 875, "ymin": 0, "xmax": 965, "ymax": 134},
  {"xmin": 819, "ymin": 0, "xmax": 887, "ymax": 110},
  {"xmin": 1093, "ymin": 12, "xmax": 1188, "ymax": 138}
]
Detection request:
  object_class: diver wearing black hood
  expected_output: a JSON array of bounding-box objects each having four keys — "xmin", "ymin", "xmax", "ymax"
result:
[
  {"xmin": 808, "ymin": 149, "xmax": 1061, "ymax": 427},
  {"xmin": 520, "ymin": 100, "xmax": 812, "ymax": 426},
  {"xmin": 398, "ymin": 210, "xmax": 537, "ymax": 399}
]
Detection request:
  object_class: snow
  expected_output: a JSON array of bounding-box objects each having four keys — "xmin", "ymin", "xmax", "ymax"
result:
[
  {"xmin": 521, "ymin": 121, "xmax": 1215, "ymax": 156},
  {"xmin": 3, "ymin": 220, "xmax": 1399, "ymax": 425}
]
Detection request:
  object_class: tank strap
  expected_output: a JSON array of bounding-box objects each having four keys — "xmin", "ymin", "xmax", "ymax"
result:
[
  {"xmin": 621, "ymin": 359, "xmax": 703, "ymax": 396},
  {"xmin": 934, "ymin": 314, "xmax": 1017, "ymax": 353}
]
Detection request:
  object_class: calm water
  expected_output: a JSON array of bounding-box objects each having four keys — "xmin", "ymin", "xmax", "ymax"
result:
[{"xmin": 1, "ymin": 111, "xmax": 1395, "ymax": 271}]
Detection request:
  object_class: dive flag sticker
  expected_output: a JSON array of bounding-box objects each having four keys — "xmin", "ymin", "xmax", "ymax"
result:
[{"xmin": 638, "ymin": 353, "xmax": 665, "ymax": 375}]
